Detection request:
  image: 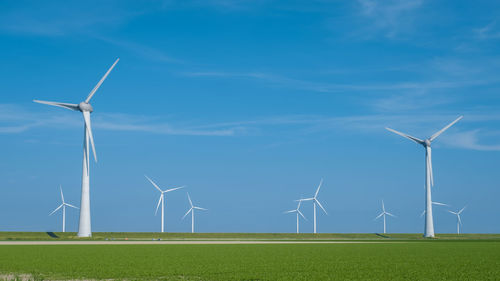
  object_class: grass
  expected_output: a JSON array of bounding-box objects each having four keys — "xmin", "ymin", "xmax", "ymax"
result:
[
  {"xmin": 1, "ymin": 231, "xmax": 500, "ymax": 241},
  {"xmin": 0, "ymin": 242, "xmax": 500, "ymax": 280}
]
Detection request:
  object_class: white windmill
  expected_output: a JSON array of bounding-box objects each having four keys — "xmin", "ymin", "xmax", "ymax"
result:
[
  {"xmin": 284, "ymin": 199, "xmax": 307, "ymax": 233},
  {"xmin": 145, "ymin": 175, "xmax": 184, "ymax": 233},
  {"xmin": 35, "ymin": 58, "xmax": 119, "ymax": 237},
  {"xmin": 301, "ymin": 179, "xmax": 327, "ymax": 234},
  {"xmin": 182, "ymin": 192, "xmax": 207, "ymax": 233},
  {"xmin": 448, "ymin": 206, "xmax": 466, "ymax": 234},
  {"xmin": 386, "ymin": 116, "xmax": 462, "ymax": 237},
  {"xmin": 374, "ymin": 200, "xmax": 396, "ymax": 234},
  {"xmin": 49, "ymin": 185, "xmax": 78, "ymax": 232}
]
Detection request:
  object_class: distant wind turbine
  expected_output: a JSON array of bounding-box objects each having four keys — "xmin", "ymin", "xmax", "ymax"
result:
[
  {"xmin": 386, "ymin": 116, "xmax": 463, "ymax": 237},
  {"xmin": 49, "ymin": 185, "xmax": 78, "ymax": 232},
  {"xmin": 374, "ymin": 200, "xmax": 396, "ymax": 234},
  {"xmin": 145, "ymin": 175, "xmax": 184, "ymax": 233},
  {"xmin": 284, "ymin": 199, "xmax": 307, "ymax": 233},
  {"xmin": 448, "ymin": 206, "xmax": 466, "ymax": 234},
  {"xmin": 301, "ymin": 179, "xmax": 327, "ymax": 234},
  {"xmin": 182, "ymin": 192, "xmax": 207, "ymax": 233},
  {"xmin": 35, "ymin": 58, "xmax": 119, "ymax": 237}
]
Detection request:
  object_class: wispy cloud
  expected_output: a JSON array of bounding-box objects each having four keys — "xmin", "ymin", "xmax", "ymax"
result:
[
  {"xmin": 475, "ymin": 20, "xmax": 500, "ymax": 40},
  {"xmin": 441, "ymin": 130, "xmax": 500, "ymax": 151}
]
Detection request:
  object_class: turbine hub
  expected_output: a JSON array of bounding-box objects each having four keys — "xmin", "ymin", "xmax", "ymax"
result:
[
  {"xmin": 424, "ymin": 139, "xmax": 431, "ymax": 147},
  {"xmin": 78, "ymin": 102, "xmax": 93, "ymax": 113}
]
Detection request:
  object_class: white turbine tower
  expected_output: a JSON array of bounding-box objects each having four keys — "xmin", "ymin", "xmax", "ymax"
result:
[
  {"xmin": 145, "ymin": 175, "xmax": 184, "ymax": 233},
  {"xmin": 386, "ymin": 116, "xmax": 462, "ymax": 238},
  {"xmin": 49, "ymin": 185, "xmax": 78, "ymax": 232},
  {"xmin": 284, "ymin": 199, "xmax": 307, "ymax": 234},
  {"xmin": 374, "ymin": 200, "xmax": 396, "ymax": 234},
  {"xmin": 302, "ymin": 179, "xmax": 327, "ymax": 234},
  {"xmin": 182, "ymin": 192, "xmax": 207, "ymax": 233},
  {"xmin": 448, "ymin": 206, "xmax": 466, "ymax": 234},
  {"xmin": 35, "ymin": 58, "xmax": 119, "ymax": 237}
]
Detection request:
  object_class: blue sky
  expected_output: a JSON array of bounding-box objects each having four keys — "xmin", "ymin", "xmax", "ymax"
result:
[{"xmin": 0, "ymin": 0, "xmax": 499, "ymax": 234}]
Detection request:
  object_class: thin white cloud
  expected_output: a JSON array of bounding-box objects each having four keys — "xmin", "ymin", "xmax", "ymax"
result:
[
  {"xmin": 441, "ymin": 130, "xmax": 500, "ymax": 151},
  {"xmin": 475, "ymin": 20, "xmax": 500, "ymax": 40}
]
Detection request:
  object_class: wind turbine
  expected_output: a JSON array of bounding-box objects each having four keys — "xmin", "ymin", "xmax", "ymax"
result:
[
  {"xmin": 374, "ymin": 200, "xmax": 396, "ymax": 234},
  {"xmin": 386, "ymin": 116, "xmax": 462, "ymax": 238},
  {"xmin": 145, "ymin": 175, "xmax": 184, "ymax": 233},
  {"xmin": 301, "ymin": 179, "xmax": 327, "ymax": 234},
  {"xmin": 34, "ymin": 58, "xmax": 119, "ymax": 237},
  {"xmin": 448, "ymin": 206, "xmax": 466, "ymax": 234},
  {"xmin": 49, "ymin": 185, "xmax": 78, "ymax": 232},
  {"xmin": 182, "ymin": 192, "xmax": 207, "ymax": 233},
  {"xmin": 284, "ymin": 199, "xmax": 307, "ymax": 233},
  {"xmin": 420, "ymin": 201, "xmax": 449, "ymax": 218}
]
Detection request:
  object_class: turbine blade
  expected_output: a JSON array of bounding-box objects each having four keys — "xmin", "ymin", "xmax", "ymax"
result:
[
  {"xmin": 447, "ymin": 210, "xmax": 457, "ymax": 215},
  {"xmin": 432, "ymin": 201, "xmax": 449, "ymax": 206},
  {"xmin": 382, "ymin": 200, "xmax": 385, "ymax": 212},
  {"xmin": 65, "ymin": 203, "xmax": 79, "ymax": 209},
  {"xmin": 297, "ymin": 209, "xmax": 307, "ymax": 220},
  {"xmin": 374, "ymin": 212, "xmax": 384, "ymax": 220},
  {"xmin": 314, "ymin": 178, "xmax": 323, "ymax": 198},
  {"xmin": 458, "ymin": 206, "xmax": 467, "ymax": 214},
  {"xmin": 165, "ymin": 186, "xmax": 185, "ymax": 193},
  {"xmin": 284, "ymin": 210, "xmax": 296, "ymax": 214},
  {"xmin": 182, "ymin": 208, "xmax": 192, "ymax": 220},
  {"xmin": 298, "ymin": 198, "xmax": 313, "ymax": 201},
  {"xmin": 386, "ymin": 212, "xmax": 396, "ymax": 218},
  {"xmin": 194, "ymin": 207, "xmax": 207, "ymax": 211},
  {"xmin": 427, "ymin": 147, "xmax": 434, "ymax": 187},
  {"xmin": 145, "ymin": 175, "xmax": 162, "ymax": 192},
  {"xmin": 33, "ymin": 100, "xmax": 79, "ymax": 111},
  {"xmin": 420, "ymin": 210, "xmax": 426, "ymax": 218},
  {"xmin": 187, "ymin": 193, "xmax": 193, "ymax": 207},
  {"xmin": 49, "ymin": 204, "xmax": 63, "ymax": 216},
  {"xmin": 429, "ymin": 116, "xmax": 463, "ymax": 142},
  {"xmin": 457, "ymin": 215, "xmax": 462, "ymax": 225},
  {"xmin": 385, "ymin": 127, "xmax": 424, "ymax": 145},
  {"xmin": 315, "ymin": 199, "xmax": 328, "ymax": 215},
  {"xmin": 155, "ymin": 195, "xmax": 162, "ymax": 215},
  {"xmin": 83, "ymin": 111, "xmax": 97, "ymax": 163},
  {"xmin": 85, "ymin": 58, "xmax": 119, "ymax": 103},
  {"xmin": 59, "ymin": 185, "xmax": 64, "ymax": 203}
]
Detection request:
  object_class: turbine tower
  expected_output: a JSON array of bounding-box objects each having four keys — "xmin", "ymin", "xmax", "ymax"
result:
[
  {"xmin": 302, "ymin": 179, "xmax": 327, "ymax": 234},
  {"xmin": 284, "ymin": 199, "xmax": 307, "ymax": 234},
  {"xmin": 35, "ymin": 58, "xmax": 119, "ymax": 237},
  {"xmin": 182, "ymin": 192, "xmax": 207, "ymax": 233},
  {"xmin": 386, "ymin": 116, "xmax": 462, "ymax": 238},
  {"xmin": 49, "ymin": 185, "xmax": 78, "ymax": 232},
  {"xmin": 145, "ymin": 175, "xmax": 184, "ymax": 233},
  {"xmin": 374, "ymin": 200, "xmax": 396, "ymax": 234},
  {"xmin": 448, "ymin": 206, "xmax": 466, "ymax": 234}
]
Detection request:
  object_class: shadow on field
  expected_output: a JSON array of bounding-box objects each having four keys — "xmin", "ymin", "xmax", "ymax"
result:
[
  {"xmin": 46, "ymin": 232, "xmax": 59, "ymax": 238},
  {"xmin": 375, "ymin": 233, "xmax": 390, "ymax": 239}
]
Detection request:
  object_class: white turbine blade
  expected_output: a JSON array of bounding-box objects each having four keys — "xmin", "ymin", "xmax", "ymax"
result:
[
  {"xmin": 448, "ymin": 210, "xmax": 457, "ymax": 215},
  {"xmin": 187, "ymin": 193, "xmax": 193, "ymax": 207},
  {"xmin": 432, "ymin": 201, "xmax": 449, "ymax": 206},
  {"xmin": 33, "ymin": 100, "xmax": 79, "ymax": 111},
  {"xmin": 284, "ymin": 210, "xmax": 296, "ymax": 214},
  {"xmin": 420, "ymin": 210, "xmax": 426, "ymax": 218},
  {"xmin": 49, "ymin": 204, "xmax": 63, "ymax": 216},
  {"xmin": 457, "ymin": 214, "xmax": 462, "ymax": 225},
  {"xmin": 374, "ymin": 212, "xmax": 384, "ymax": 220},
  {"xmin": 314, "ymin": 178, "xmax": 323, "ymax": 198},
  {"xmin": 145, "ymin": 175, "xmax": 162, "ymax": 192},
  {"xmin": 194, "ymin": 207, "xmax": 207, "ymax": 211},
  {"xmin": 155, "ymin": 195, "xmax": 162, "ymax": 215},
  {"xmin": 386, "ymin": 212, "xmax": 396, "ymax": 218},
  {"xmin": 182, "ymin": 208, "xmax": 192, "ymax": 220},
  {"xmin": 382, "ymin": 200, "xmax": 385, "ymax": 212},
  {"xmin": 82, "ymin": 111, "xmax": 97, "ymax": 163},
  {"xmin": 315, "ymin": 199, "xmax": 328, "ymax": 215},
  {"xmin": 458, "ymin": 206, "xmax": 467, "ymax": 214},
  {"xmin": 297, "ymin": 209, "xmax": 307, "ymax": 220},
  {"xmin": 300, "ymin": 198, "xmax": 314, "ymax": 201},
  {"xmin": 385, "ymin": 127, "xmax": 424, "ymax": 145},
  {"xmin": 85, "ymin": 58, "xmax": 120, "ymax": 103},
  {"xmin": 65, "ymin": 203, "xmax": 79, "ymax": 209},
  {"xmin": 297, "ymin": 199, "xmax": 302, "ymax": 209},
  {"xmin": 165, "ymin": 186, "xmax": 185, "ymax": 193},
  {"xmin": 59, "ymin": 185, "xmax": 65, "ymax": 203},
  {"xmin": 427, "ymin": 147, "xmax": 434, "ymax": 187},
  {"xmin": 429, "ymin": 116, "xmax": 463, "ymax": 142}
]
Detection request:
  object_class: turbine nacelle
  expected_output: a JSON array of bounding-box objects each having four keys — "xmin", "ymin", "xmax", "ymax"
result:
[
  {"xmin": 424, "ymin": 139, "xmax": 431, "ymax": 147},
  {"xmin": 78, "ymin": 102, "xmax": 94, "ymax": 113}
]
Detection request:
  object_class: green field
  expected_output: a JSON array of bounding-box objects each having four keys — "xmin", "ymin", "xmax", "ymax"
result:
[
  {"xmin": 1, "ymin": 242, "xmax": 500, "ymax": 280},
  {"xmin": 1, "ymin": 231, "xmax": 500, "ymax": 241}
]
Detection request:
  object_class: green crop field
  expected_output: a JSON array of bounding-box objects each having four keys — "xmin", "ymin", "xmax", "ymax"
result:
[{"xmin": 1, "ymin": 241, "xmax": 500, "ymax": 280}]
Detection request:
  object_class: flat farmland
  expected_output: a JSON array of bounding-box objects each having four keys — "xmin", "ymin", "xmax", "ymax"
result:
[{"xmin": 1, "ymin": 241, "xmax": 500, "ymax": 280}]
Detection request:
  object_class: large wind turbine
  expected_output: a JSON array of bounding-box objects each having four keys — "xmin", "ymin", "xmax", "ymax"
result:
[
  {"xmin": 284, "ymin": 199, "xmax": 307, "ymax": 234},
  {"xmin": 35, "ymin": 58, "xmax": 119, "ymax": 237},
  {"xmin": 374, "ymin": 200, "xmax": 396, "ymax": 234},
  {"xmin": 302, "ymin": 179, "xmax": 327, "ymax": 234},
  {"xmin": 386, "ymin": 116, "xmax": 462, "ymax": 238},
  {"xmin": 145, "ymin": 175, "xmax": 184, "ymax": 233},
  {"xmin": 448, "ymin": 206, "xmax": 466, "ymax": 234},
  {"xmin": 49, "ymin": 185, "xmax": 79, "ymax": 232},
  {"xmin": 182, "ymin": 192, "xmax": 207, "ymax": 233}
]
